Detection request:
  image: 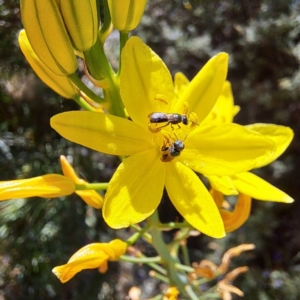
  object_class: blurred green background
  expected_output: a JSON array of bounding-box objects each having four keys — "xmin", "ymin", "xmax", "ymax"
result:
[{"xmin": 0, "ymin": 0, "xmax": 300, "ymax": 299}]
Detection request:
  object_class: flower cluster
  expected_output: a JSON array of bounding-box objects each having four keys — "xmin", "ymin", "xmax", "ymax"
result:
[{"xmin": 0, "ymin": 0, "xmax": 294, "ymax": 298}]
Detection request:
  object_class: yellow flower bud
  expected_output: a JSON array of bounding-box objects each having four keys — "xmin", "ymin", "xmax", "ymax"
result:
[
  {"xmin": 18, "ymin": 30, "xmax": 78, "ymax": 99},
  {"xmin": 52, "ymin": 239, "xmax": 127, "ymax": 283},
  {"xmin": 107, "ymin": 0, "xmax": 147, "ymax": 31},
  {"xmin": 0, "ymin": 174, "xmax": 75, "ymax": 201}
]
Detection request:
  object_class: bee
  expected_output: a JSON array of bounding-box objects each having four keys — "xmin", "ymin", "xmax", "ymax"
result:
[
  {"xmin": 161, "ymin": 138, "xmax": 185, "ymax": 162},
  {"xmin": 148, "ymin": 112, "xmax": 188, "ymax": 133}
]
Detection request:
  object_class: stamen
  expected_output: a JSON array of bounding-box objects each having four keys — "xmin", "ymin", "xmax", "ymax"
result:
[{"xmin": 154, "ymin": 94, "xmax": 169, "ymax": 104}]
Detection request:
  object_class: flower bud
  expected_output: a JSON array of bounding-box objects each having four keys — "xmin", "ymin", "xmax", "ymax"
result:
[
  {"xmin": 107, "ymin": 0, "xmax": 147, "ymax": 31},
  {"xmin": 19, "ymin": 30, "xmax": 77, "ymax": 99}
]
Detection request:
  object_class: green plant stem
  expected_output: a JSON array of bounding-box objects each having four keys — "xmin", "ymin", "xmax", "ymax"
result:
[
  {"xmin": 100, "ymin": 0, "xmax": 112, "ymax": 41},
  {"xmin": 150, "ymin": 271, "xmax": 170, "ymax": 284},
  {"xmin": 185, "ymin": 285, "xmax": 201, "ymax": 300},
  {"xmin": 148, "ymin": 211, "xmax": 188, "ymax": 297},
  {"xmin": 84, "ymin": 35, "xmax": 114, "ymax": 81},
  {"xmin": 127, "ymin": 224, "xmax": 152, "ymax": 245},
  {"xmin": 119, "ymin": 255, "xmax": 161, "ymax": 264},
  {"xmin": 174, "ymin": 263, "xmax": 194, "ymax": 273},
  {"xmin": 120, "ymin": 254, "xmax": 167, "ymax": 275},
  {"xmin": 84, "ymin": 35, "xmax": 126, "ymax": 118},
  {"xmin": 68, "ymin": 73, "xmax": 104, "ymax": 103},
  {"xmin": 117, "ymin": 31, "xmax": 129, "ymax": 76},
  {"xmin": 130, "ymin": 224, "xmax": 152, "ymax": 243},
  {"xmin": 75, "ymin": 183, "xmax": 108, "ymax": 190},
  {"xmin": 181, "ymin": 243, "xmax": 191, "ymax": 267},
  {"xmin": 103, "ymin": 82, "xmax": 126, "ymax": 118},
  {"xmin": 158, "ymin": 222, "xmax": 192, "ymax": 231},
  {"xmin": 73, "ymin": 95, "xmax": 96, "ymax": 111}
]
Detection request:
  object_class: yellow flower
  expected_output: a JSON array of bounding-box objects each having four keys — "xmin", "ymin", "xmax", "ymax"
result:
[
  {"xmin": 0, "ymin": 174, "xmax": 75, "ymax": 201},
  {"xmin": 52, "ymin": 239, "xmax": 127, "ymax": 283},
  {"xmin": 51, "ymin": 37, "xmax": 276, "ymax": 238},
  {"xmin": 163, "ymin": 287, "xmax": 180, "ymax": 300},
  {"xmin": 60, "ymin": 155, "xmax": 103, "ymax": 209},
  {"xmin": 107, "ymin": 0, "xmax": 148, "ymax": 32},
  {"xmin": 175, "ymin": 76, "xmax": 293, "ymax": 203},
  {"xmin": 202, "ymin": 81, "xmax": 294, "ymax": 203}
]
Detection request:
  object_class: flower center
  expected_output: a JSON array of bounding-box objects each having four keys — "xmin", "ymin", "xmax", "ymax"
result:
[{"xmin": 147, "ymin": 94, "xmax": 199, "ymax": 163}]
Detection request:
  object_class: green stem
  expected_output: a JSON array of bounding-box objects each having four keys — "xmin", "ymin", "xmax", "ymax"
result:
[
  {"xmin": 83, "ymin": 35, "xmax": 114, "ymax": 81},
  {"xmin": 158, "ymin": 222, "xmax": 192, "ymax": 231},
  {"xmin": 68, "ymin": 73, "xmax": 104, "ymax": 103},
  {"xmin": 76, "ymin": 183, "xmax": 108, "ymax": 190},
  {"xmin": 127, "ymin": 223, "xmax": 151, "ymax": 245},
  {"xmin": 84, "ymin": 35, "xmax": 126, "ymax": 118},
  {"xmin": 130, "ymin": 224, "xmax": 152, "ymax": 244},
  {"xmin": 148, "ymin": 211, "xmax": 188, "ymax": 296},
  {"xmin": 120, "ymin": 254, "xmax": 167, "ymax": 275},
  {"xmin": 117, "ymin": 31, "xmax": 129, "ymax": 76},
  {"xmin": 100, "ymin": 0, "xmax": 112, "ymax": 41},
  {"xmin": 119, "ymin": 255, "xmax": 161, "ymax": 264},
  {"xmin": 181, "ymin": 243, "xmax": 191, "ymax": 267},
  {"xmin": 193, "ymin": 277, "xmax": 214, "ymax": 286},
  {"xmin": 174, "ymin": 263, "xmax": 194, "ymax": 273},
  {"xmin": 103, "ymin": 80, "xmax": 126, "ymax": 118},
  {"xmin": 150, "ymin": 271, "xmax": 170, "ymax": 284},
  {"xmin": 185, "ymin": 285, "xmax": 201, "ymax": 300},
  {"xmin": 73, "ymin": 95, "xmax": 96, "ymax": 111}
]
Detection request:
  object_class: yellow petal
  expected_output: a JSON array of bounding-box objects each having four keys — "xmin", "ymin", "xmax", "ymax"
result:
[
  {"xmin": 120, "ymin": 37, "xmax": 174, "ymax": 129},
  {"xmin": 174, "ymin": 72, "xmax": 189, "ymax": 98},
  {"xmin": 201, "ymin": 81, "xmax": 237, "ymax": 126},
  {"xmin": 75, "ymin": 190, "xmax": 103, "ymax": 209},
  {"xmin": 59, "ymin": 156, "xmax": 103, "ymax": 208},
  {"xmin": 232, "ymin": 172, "xmax": 293, "ymax": 203},
  {"xmin": 103, "ymin": 149, "xmax": 165, "ymax": 228},
  {"xmin": 206, "ymin": 175, "xmax": 238, "ymax": 195},
  {"xmin": 164, "ymin": 287, "xmax": 180, "ymax": 300},
  {"xmin": 165, "ymin": 161, "xmax": 225, "ymax": 238},
  {"xmin": 60, "ymin": 155, "xmax": 83, "ymax": 184},
  {"xmin": 183, "ymin": 123, "xmax": 276, "ymax": 176},
  {"xmin": 18, "ymin": 30, "xmax": 77, "ymax": 99},
  {"xmin": 218, "ymin": 193, "xmax": 252, "ymax": 233},
  {"xmin": 175, "ymin": 53, "xmax": 228, "ymax": 123},
  {"xmin": 245, "ymin": 124, "xmax": 294, "ymax": 167},
  {"xmin": 51, "ymin": 111, "xmax": 152, "ymax": 156},
  {"xmin": 52, "ymin": 240, "xmax": 127, "ymax": 283},
  {"xmin": 0, "ymin": 174, "xmax": 75, "ymax": 201}
]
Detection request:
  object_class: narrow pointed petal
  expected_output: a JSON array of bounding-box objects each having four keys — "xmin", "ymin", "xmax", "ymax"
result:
[
  {"xmin": 174, "ymin": 72, "xmax": 189, "ymax": 98},
  {"xmin": 232, "ymin": 172, "xmax": 293, "ymax": 203},
  {"xmin": 103, "ymin": 149, "xmax": 165, "ymax": 228},
  {"xmin": 75, "ymin": 190, "xmax": 103, "ymax": 209},
  {"xmin": 60, "ymin": 155, "xmax": 84, "ymax": 184},
  {"xmin": 183, "ymin": 124, "xmax": 276, "ymax": 176},
  {"xmin": 0, "ymin": 175, "xmax": 75, "ymax": 200},
  {"xmin": 175, "ymin": 53, "xmax": 228, "ymax": 123},
  {"xmin": 51, "ymin": 111, "xmax": 152, "ymax": 156},
  {"xmin": 218, "ymin": 193, "xmax": 252, "ymax": 233},
  {"xmin": 52, "ymin": 240, "xmax": 127, "ymax": 283},
  {"xmin": 120, "ymin": 37, "xmax": 174, "ymax": 129},
  {"xmin": 201, "ymin": 81, "xmax": 238, "ymax": 126},
  {"xmin": 206, "ymin": 175, "xmax": 238, "ymax": 195},
  {"xmin": 165, "ymin": 161, "xmax": 225, "ymax": 238},
  {"xmin": 245, "ymin": 124, "xmax": 294, "ymax": 167}
]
